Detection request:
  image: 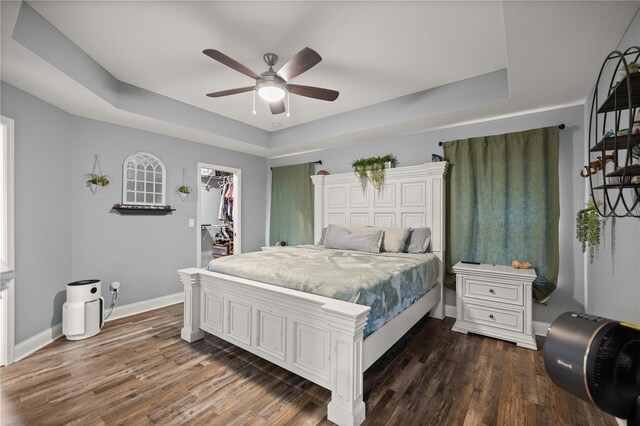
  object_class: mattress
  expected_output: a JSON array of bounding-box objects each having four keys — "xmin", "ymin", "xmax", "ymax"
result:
[{"xmin": 207, "ymin": 245, "xmax": 439, "ymax": 337}]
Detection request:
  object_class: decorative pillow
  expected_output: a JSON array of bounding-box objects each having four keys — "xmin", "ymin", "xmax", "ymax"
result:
[
  {"xmin": 381, "ymin": 228, "xmax": 411, "ymax": 252},
  {"xmin": 320, "ymin": 225, "xmax": 371, "ymax": 244},
  {"xmin": 404, "ymin": 227, "xmax": 431, "ymax": 253},
  {"xmin": 323, "ymin": 225, "xmax": 383, "ymax": 253},
  {"xmin": 318, "ymin": 226, "xmax": 329, "ymax": 245}
]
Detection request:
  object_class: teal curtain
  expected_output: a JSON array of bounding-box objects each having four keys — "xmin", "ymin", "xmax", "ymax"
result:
[
  {"xmin": 443, "ymin": 127, "xmax": 560, "ymax": 303},
  {"xmin": 270, "ymin": 163, "xmax": 314, "ymax": 246}
]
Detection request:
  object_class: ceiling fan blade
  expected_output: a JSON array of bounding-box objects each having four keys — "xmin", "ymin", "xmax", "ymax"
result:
[
  {"xmin": 269, "ymin": 100, "xmax": 286, "ymax": 115},
  {"xmin": 287, "ymin": 84, "xmax": 339, "ymax": 101},
  {"xmin": 203, "ymin": 49, "xmax": 260, "ymax": 80},
  {"xmin": 206, "ymin": 86, "xmax": 255, "ymax": 98},
  {"xmin": 277, "ymin": 47, "xmax": 322, "ymax": 82}
]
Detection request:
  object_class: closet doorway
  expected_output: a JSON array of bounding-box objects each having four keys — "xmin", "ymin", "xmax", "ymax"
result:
[{"xmin": 197, "ymin": 163, "xmax": 241, "ymax": 268}]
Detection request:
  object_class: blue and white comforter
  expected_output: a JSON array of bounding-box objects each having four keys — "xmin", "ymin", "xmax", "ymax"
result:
[{"xmin": 207, "ymin": 245, "xmax": 439, "ymax": 337}]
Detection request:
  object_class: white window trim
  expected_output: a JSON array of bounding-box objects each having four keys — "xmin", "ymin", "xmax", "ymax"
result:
[
  {"xmin": 122, "ymin": 152, "xmax": 166, "ymax": 206},
  {"xmin": 1, "ymin": 115, "xmax": 15, "ymax": 366}
]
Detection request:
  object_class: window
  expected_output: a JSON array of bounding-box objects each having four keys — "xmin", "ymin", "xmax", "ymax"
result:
[{"xmin": 122, "ymin": 152, "xmax": 166, "ymax": 206}]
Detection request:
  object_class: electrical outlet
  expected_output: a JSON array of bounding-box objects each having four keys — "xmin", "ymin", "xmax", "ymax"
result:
[
  {"xmin": 188, "ymin": 218, "xmax": 195, "ymax": 228},
  {"xmin": 110, "ymin": 281, "xmax": 121, "ymax": 293}
]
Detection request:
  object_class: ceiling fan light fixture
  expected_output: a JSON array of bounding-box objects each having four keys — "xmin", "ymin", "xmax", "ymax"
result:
[{"xmin": 258, "ymin": 85, "xmax": 285, "ymax": 102}]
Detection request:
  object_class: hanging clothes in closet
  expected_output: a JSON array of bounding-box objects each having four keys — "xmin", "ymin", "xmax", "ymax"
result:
[{"xmin": 218, "ymin": 179, "xmax": 234, "ymax": 222}]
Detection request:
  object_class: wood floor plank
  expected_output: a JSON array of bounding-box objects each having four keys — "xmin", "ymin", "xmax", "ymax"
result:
[{"xmin": 0, "ymin": 304, "xmax": 617, "ymax": 425}]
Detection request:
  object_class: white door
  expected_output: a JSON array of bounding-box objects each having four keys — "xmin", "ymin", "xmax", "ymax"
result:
[{"xmin": 1, "ymin": 116, "xmax": 15, "ymax": 366}]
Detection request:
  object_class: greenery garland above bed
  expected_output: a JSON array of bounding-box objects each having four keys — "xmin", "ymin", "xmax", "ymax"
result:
[{"xmin": 351, "ymin": 154, "xmax": 397, "ymax": 190}]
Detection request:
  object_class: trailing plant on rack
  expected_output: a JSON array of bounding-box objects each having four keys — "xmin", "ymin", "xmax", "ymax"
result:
[
  {"xmin": 351, "ymin": 154, "xmax": 397, "ymax": 190},
  {"xmin": 576, "ymin": 201, "xmax": 601, "ymax": 264}
]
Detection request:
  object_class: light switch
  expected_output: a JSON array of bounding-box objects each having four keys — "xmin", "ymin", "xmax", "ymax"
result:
[{"xmin": 188, "ymin": 219, "xmax": 195, "ymax": 228}]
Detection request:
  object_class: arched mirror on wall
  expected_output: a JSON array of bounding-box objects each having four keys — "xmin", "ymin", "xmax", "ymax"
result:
[
  {"xmin": 122, "ymin": 152, "xmax": 166, "ymax": 206},
  {"xmin": 197, "ymin": 163, "xmax": 241, "ymax": 268}
]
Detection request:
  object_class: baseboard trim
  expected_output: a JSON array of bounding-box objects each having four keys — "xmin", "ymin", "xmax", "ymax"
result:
[
  {"xmin": 444, "ymin": 304, "xmax": 457, "ymax": 319},
  {"xmin": 533, "ymin": 321, "xmax": 550, "ymax": 337},
  {"xmin": 105, "ymin": 292, "xmax": 184, "ymax": 322},
  {"xmin": 443, "ymin": 304, "xmax": 550, "ymax": 337},
  {"xmin": 13, "ymin": 292, "xmax": 184, "ymax": 363},
  {"xmin": 14, "ymin": 323, "xmax": 63, "ymax": 362}
]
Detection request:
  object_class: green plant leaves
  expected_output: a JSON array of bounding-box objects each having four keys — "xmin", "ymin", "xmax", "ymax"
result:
[
  {"xmin": 576, "ymin": 203, "xmax": 600, "ymax": 263},
  {"xmin": 351, "ymin": 154, "xmax": 397, "ymax": 191}
]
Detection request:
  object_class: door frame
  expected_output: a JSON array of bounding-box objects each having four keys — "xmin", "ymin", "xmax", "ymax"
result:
[
  {"xmin": 1, "ymin": 115, "xmax": 15, "ymax": 366},
  {"xmin": 196, "ymin": 163, "xmax": 241, "ymax": 268}
]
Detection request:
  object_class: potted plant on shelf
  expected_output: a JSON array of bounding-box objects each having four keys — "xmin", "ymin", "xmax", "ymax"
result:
[
  {"xmin": 576, "ymin": 201, "xmax": 601, "ymax": 264},
  {"xmin": 351, "ymin": 154, "xmax": 397, "ymax": 190},
  {"xmin": 626, "ymin": 61, "xmax": 640, "ymax": 74}
]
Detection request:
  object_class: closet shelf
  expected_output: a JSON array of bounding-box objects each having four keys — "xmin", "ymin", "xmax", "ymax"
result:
[
  {"xmin": 112, "ymin": 204, "xmax": 175, "ymax": 215},
  {"xmin": 590, "ymin": 134, "xmax": 640, "ymax": 152}
]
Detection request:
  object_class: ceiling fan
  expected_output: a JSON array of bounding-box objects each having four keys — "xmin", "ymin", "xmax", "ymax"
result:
[{"xmin": 203, "ymin": 47, "xmax": 339, "ymax": 115}]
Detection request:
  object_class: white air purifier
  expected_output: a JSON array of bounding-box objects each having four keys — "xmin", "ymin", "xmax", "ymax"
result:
[{"xmin": 62, "ymin": 279, "xmax": 104, "ymax": 340}]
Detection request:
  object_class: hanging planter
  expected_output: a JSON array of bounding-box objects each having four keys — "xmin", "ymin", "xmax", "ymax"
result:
[
  {"xmin": 177, "ymin": 168, "xmax": 191, "ymax": 201},
  {"xmin": 351, "ymin": 154, "xmax": 397, "ymax": 190},
  {"xmin": 84, "ymin": 155, "xmax": 109, "ymax": 194},
  {"xmin": 576, "ymin": 201, "xmax": 601, "ymax": 263}
]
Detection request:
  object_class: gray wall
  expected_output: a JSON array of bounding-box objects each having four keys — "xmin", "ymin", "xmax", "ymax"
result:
[
  {"xmin": 1, "ymin": 82, "xmax": 72, "ymax": 343},
  {"xmin": 70, "ymin": 117, "xmax": 268, "ymax": 307},
  {"xmin": 2, "ymin": 82, "xmax": 268, "ymax": 345},
  {"xmin": 270, "ymin": 105, "xmax": 586, "ymax": 324},
  {"xmin": 583, "ymin": 10, "xmax": 640, "ymax": 325}
]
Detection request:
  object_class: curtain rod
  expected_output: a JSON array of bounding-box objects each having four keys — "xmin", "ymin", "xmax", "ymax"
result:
[
  {"xmin": 438, "ymin": 124, "xmax": 566, "ymax": 146},
  {"xmin": 270, "ymin": 160, "xmax": 322, "ymax": 170}
]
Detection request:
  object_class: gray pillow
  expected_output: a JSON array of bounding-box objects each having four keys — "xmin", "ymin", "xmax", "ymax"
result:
[
  {"xmin": 323, "ymin": 225, "xmax": 383, "ymax": 253},
  {"xmin": 318, "ymin": 226, "xmax": 329, "ymax": 245},
  {"xmin": 404, "ymin": 227, "xmax": 431, "ymax": 253}
]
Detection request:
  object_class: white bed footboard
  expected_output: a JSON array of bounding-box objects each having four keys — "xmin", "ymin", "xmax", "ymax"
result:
[{"xmin": 179, "ymin": 268, "xmax": 370, "ymax": 426}]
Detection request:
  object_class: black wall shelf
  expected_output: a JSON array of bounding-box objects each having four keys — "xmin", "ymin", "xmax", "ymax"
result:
[
  {"xmin": 112, "ymin": 204, "xmax": 175, "ymax": 215},
  {"xmin": 587, "ymin": 46, "xmax": 640, "ymax": 217}
]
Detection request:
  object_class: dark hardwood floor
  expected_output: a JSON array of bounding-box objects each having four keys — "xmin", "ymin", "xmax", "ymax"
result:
[{"xmin": 0, "ymin": 303, "xmax": 615, "ymax": 425}]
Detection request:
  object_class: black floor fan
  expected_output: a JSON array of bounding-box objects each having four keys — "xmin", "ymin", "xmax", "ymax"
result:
[{"xmin": 544, "ymin": 312, "xmax": 640, "ymax": 425}]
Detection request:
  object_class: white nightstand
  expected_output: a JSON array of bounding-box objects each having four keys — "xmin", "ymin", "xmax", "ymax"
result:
[{"xmin": 452, "ymin": 262, "xmax": 537, "ymax": 350}]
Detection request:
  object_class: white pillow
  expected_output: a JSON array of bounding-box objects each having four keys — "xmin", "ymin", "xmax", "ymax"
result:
[
  {"xmin": 323, "ymin": 225, "xmax": 383, "ymax": 253},
  {"xmin": 381, "ymin": 228, "xmax": 411, "ymax": 252}
]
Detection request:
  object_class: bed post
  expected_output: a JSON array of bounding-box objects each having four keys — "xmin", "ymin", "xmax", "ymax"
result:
[
  {"xmin": 311, "ymin": 175, "xmax": 325, "ymax": 244},
  {"xmin": 323, "ymin": 301, "xmax": 370, "ymax": 426},
  {"xmin": 426, "ymin": 162, "xmax": 447, "ymax": 320},
  {"xmin": 178, "ymin": 268, "xmax": 205, "ymax": 342}
]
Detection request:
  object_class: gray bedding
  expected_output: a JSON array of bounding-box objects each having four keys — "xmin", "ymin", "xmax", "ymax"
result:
[{"xmin": 207, "ymin": 245, "xmax": 440, "ymax": 337}]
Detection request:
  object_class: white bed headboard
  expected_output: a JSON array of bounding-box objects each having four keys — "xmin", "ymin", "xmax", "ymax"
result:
[{"xmin": 310, "ymin": 162, "xmax": 448, "ymax": 262}]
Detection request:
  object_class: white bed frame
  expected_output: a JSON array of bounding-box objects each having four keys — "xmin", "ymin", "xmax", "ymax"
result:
[{"xmin": 179, "ymin": 162, "xmax": 447, "ymax": 425}]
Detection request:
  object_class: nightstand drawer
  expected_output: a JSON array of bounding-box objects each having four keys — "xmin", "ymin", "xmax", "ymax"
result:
[
  {"xmin": 463, "ymin": 278, "xmax": 523, "ymax": 306},
  {"xmin": 462, "ymin": 301, "xmax": 524, "ymax": 333}
]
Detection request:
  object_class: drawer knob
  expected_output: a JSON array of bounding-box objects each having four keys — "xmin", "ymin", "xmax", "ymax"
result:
[
  {"xmin": 489, "ymin": 314, "xmax": 494, "ymax": 319},
  {"xmin": 489, "ymin": 289, "xmax": 495, "ymax": 294}
]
